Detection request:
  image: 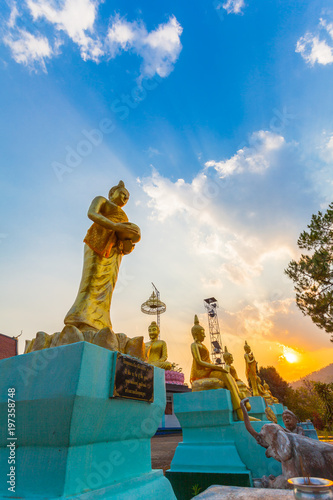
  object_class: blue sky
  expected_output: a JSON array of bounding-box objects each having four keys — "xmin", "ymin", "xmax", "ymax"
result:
[{"xmin": 1, "ymin": 0, "xmax": 333, "ymax": 382}]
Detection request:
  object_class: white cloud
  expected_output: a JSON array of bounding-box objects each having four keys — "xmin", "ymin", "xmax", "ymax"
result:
[
  {"xmin": 222, "ymin": 260, "xmax": 262, "ymax": 284},
  {"xmin": 27, "ymin": 0, "xmax": 103, "ymax": 61},
  {"xmin": 143, "ymin": 15, "xmax": 183, "ymax": 78},
  {"xmin": 323, "ymin": 134, "xmax": 333, "ymax": 162},
  {"xmin": 138, "ymin": 169, "xmax": 194, "ymax": 221},
  {"xmin": 315, "ymin": 131, "xmax": 333, "ymax": 163},
  {"xmin": 296, "ymin": 34, "xmax": 333, "ymax": 65},
  {"xmin": 2, "ymin": 2, "xmax": 183, "ymax": 77},
  {"xmin": 145, "ymin": 147, "xmax": 161, "ymax": 157},
  {"xmin": 107, "ymin": 15, "xmax": 139, "ymax": 56},
  {"xmin": 296, "ymin": 18, "xmax": 333, "ymax": 66},
  {"xmin": 3, "ymin": 29, "xmax": 53, "ymax": 72},
  {"xmin": 138, "ymin": 130, "xmax": 296, "ymax": 294},
  {"xmin": 8, "ymin": 4, "xmax": 19, "ymax": 29},
  {"xmin": 320, "ymin": 18, "xmax": 333, "ymax": 39},
  {"xmin": 106, "ymin": 14, "xmax": 183, "ymax": 79},
  {"xmin": 205, "ymin": 130, "xmax": 285, "ymax": 177},
  {"xmin": 222, "ymin": 0, "xmax": 245, "ymax": 15}
]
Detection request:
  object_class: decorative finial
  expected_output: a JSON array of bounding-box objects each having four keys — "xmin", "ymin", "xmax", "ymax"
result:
[
  {"xmin": 191, "ymin": 314, "xmax": 203, "ymax": 339},
  {"xmin": 223, "ymin": 345, "xmax": 231, "ymax": 362}
]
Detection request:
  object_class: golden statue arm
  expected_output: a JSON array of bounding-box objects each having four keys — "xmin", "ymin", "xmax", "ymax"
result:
[
  {"xmin": 160, "ymin": 341, "xmax": 168, "ymax": 362},
  {"xmin": 245, "ymin": 354, "xmax": 256, "ymax": 365},
  {"xmin": 191, "ymin": 343, "xmax": 227, "ymax": 373},
  {"xmin": 88, "ymin": 196, "xmax": 140, "ymax": 242},
  {"xmin": 87, "ymin": 196, "xmax": 119, "ymax": 230}
]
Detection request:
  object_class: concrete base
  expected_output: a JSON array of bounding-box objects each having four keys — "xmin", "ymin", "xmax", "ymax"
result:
[
  {"xmin": 248, "ymin": 396, "xmax": 284, "ymax": 425},
  {"xmin": 271, "ymin": 402, "xmax": 284, "ymax": 426},
  {"xmin": 193, "ymin": 485, "xmax": 294, "ymax": 499},
  {"xmin": 0, "ymin": 342, "xmax": 175, "ymax": 499},
  {"xmin": 1, "ymin": 470, "xmax": 172, "ymax": 500},
  {"xmin": 166, "ymin": 390, "xmax": 282, "ymax": 499}
]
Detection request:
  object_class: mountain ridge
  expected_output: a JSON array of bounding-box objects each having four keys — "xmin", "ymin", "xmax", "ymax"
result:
[{"xmin": 290, "ymin": 363, "xmax": 333, "ymax": 389}]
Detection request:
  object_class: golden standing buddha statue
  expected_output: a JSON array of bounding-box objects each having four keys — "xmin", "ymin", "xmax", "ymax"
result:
[
  {"xmin": 24, "ymin": 181, "xmax": 145, "ymax": 359},
  {"xmin": 190, "ymin": 316, "xmax": 257, "ymax": 420},
  {"xmin": 64, "ymin": 180, "xmax": 141, "ymax": 332},
  {"xmin": 244, "ymin": 341, "xmax": 260, "ymax": 397},
  {"xmin": 145, "ymin": 321, "xmax": 172, "ymax": 370}
]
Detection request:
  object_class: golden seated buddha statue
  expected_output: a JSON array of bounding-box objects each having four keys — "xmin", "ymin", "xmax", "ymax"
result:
[
  {"xmin": 262, "ymin": 380, "xmax": 279, "ymax": 404},
  {"xmin": 145, "ymin": 321, "xmax": 172, "ymax": 370},
  {"xmin": 190, "ymin": 315, "xmax": 259, "ymax": 421},
  {"xmin": 223, "ymin": 346, "xmax": 252, "ymax": 399}
]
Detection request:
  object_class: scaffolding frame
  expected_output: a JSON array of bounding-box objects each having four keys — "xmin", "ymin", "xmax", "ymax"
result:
[{"xmin": 203, "ymin": 297, "xmax": 223, "ymax": 365}]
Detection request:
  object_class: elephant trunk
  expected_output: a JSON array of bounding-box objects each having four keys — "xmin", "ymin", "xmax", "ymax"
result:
[{"xmin": 241, "ymin": 398, "xmax": 261, "ymax": 441}]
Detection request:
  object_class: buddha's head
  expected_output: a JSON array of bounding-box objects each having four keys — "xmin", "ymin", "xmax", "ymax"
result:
[
  {"xmin": 223, "ymin": 346, "xmax": 233, "ymax": 365},
  {"xmin": 148, "ymin": 321, "xmax": 160, "ymax": 340},
  {"xmin": 191, "ymin": 315, "xmax": 205, "ymax": 342},
  {"xmin": 244, "ymin": 341, "xmax": 251, "ymax": 354},
  {"xmin": 282, "ymin": 409, "xmax": 298, "ymax": 431},
  {"xmin": 109, "ymin": 180, "xmax": 129, "ymax": 207}
]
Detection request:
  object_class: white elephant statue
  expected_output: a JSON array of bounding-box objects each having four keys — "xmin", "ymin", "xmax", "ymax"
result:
[{"xmin": 240, "ymin": 398, "xmax": 333, "ymax": 489}]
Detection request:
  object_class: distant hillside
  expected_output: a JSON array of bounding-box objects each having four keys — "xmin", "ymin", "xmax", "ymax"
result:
[{"xmin": 291, "ymin": 363, "xmax": 333, "ymax": 389}]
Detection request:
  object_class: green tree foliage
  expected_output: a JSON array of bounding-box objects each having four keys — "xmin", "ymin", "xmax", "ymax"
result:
[
  {"xmin": 259, "ymin": 367, "xmax": 327, "ymax": 428},
  {"xmin": 258, "ymin": 366, "xmax": 291, "ymax": 405},
  {"xmin": 285, "ymin": 203, "xmax": 333, "ymax": 341},
  {"xmin": 285, "ymin": 380, "xmax": 325, "ymax": 425},
  {"xmin": 314, "ymin": 382, "xmax": 333, "ymax": 431}
]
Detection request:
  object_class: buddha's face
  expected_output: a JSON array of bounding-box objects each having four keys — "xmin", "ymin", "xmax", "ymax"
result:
[
  {"xmin": 244, "ymin": 345, "xmax": 251, "ymax": 354},
  {"xmin": 148, "ymin": 324, "xmax": 159, "ymax": 340},
  {"xmin": 196, "ymin": 327, "xmax": 205, "ymax": 342},
  {"xmin": 110, "ymin": 187, "xmax": 129, "ymax": 207},
  {"xmin": 224, "ymin": 353, "xmax": 233, "ymax": 364},
  {"xmin": 283, "ymin": 413, "xmax": 297, "ymax": 431}
]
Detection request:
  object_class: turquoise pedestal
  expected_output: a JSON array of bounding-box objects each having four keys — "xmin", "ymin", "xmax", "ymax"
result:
[
  {"xmin": 271, "ymin": 403, "xmax": 284, "ymax": 425},
  {"xmin": 248, "ymin": 396, "xmax": 284, "ymax": 426},
  {"xmin": 0, "ymin": 342, "xmax": 176, "ymax": 499},
  {"xmin": 166, "ymin": 390, "xmax": 282, "ymax": 500}
]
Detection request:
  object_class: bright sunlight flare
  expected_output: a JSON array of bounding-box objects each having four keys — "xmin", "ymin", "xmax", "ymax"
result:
[{"xmin": 278, "ymin": 344, "xmax": 300, "ymax": 364}]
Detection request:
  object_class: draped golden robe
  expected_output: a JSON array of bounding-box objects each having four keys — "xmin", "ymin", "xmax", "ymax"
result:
[
  {"xmin": 64, "ymin": 204, "xmax": 128, "ymax": 332},
  {"xmin": 190, "ymin": 343, "xmax": 213, "ymax": 383}
]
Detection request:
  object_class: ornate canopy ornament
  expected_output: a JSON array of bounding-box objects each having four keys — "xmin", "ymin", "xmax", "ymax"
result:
[{"xmin": 141, "ymin": 291, "xmax": 166, "ymax": 315}]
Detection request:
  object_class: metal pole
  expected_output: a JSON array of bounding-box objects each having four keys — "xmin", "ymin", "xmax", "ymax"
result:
[{"xmin": 151, "ymin": 282, "xmax": 161, "ymax": 338}]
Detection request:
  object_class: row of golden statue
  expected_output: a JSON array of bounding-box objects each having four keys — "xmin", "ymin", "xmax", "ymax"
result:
[
  {"xmin": 24, "ymin": 181, "xmax": 278, "ymax": 422},
  {"xmin": 23, "ymin": 181, "xmax": 333, "ymax": 492}
]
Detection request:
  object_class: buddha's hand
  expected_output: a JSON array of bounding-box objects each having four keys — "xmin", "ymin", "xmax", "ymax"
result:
[
  {"xmin": 115, "ymin": 222, "xmax": 141, "ymax": 243},
  {"xmin": 122, "ymin": 239, "xmax": 135, "ymax": 255},
  {"xmin": 215, "ymin": 365, "xmax": 228, "ymax": 374}
]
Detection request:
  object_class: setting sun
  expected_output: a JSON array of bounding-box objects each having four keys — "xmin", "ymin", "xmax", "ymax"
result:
[
  {"xmin": 284, "ymin": 351, "xmax": 298, "ymax": 363},
  {"xmin": 279, "ymin": 344, "xmax": 300, "ymax": 364}
]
